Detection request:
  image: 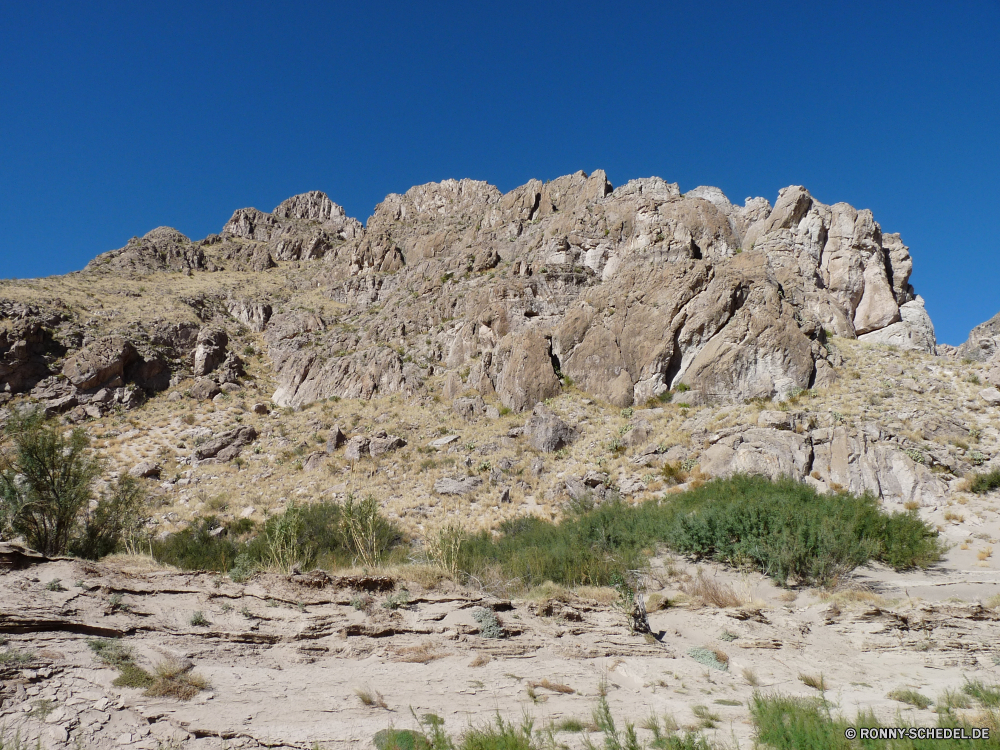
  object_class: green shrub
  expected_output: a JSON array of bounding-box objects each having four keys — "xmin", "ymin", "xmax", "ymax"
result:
[
  {"xmin": 472, "ymin": 607, "xmax": 507, "ymax": 639},
  {"xmin": 152, "ymin": 499, "xmax": 402, "ymax": 574},
  {"xmin": 970, "ymin": 469, "xmax": 1000, "ymax": 494},
  {"xmin": 751, "ymin": 692, "xmax": 1000, "ymax": 749},
  {"xmin": 71, "ymin": 474, "xmax": 148, "ymax": 560},
  {"xmin": 0, "ymin": 409, "xmax": 101, "ymax": 555},
  {"xmin": 450, "ymin": 475, "xmax": 941, "ymax": 589}
]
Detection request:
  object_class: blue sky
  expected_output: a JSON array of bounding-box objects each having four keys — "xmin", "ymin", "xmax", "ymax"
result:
[{"xmin": 1, "ymin": 1, "xmax": 997, "ymax": 344}]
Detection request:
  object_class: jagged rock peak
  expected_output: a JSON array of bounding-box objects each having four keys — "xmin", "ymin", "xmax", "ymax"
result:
[
  {"xmin": 273, "ymin": 190, "xmax": 349, "ymax": 222},
  {"xmin": 222, "ymin": 191, "xmax": 362, "ymax": 244}
]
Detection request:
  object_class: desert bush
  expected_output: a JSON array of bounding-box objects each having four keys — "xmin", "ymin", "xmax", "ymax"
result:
[
  {"xmin": 153, "ymin": 499, "xmax": 402, "ymax": 573},
  {"xmin": 751, "ymin": 692, "xmax": 998, "ymax": 749},
  {"xmin": 71, "ymin": 474, "xmax": 148, "ymax": 560},
  {"xmin": 450, "ymin": 475, "xmax": 941, "ymax": 589},
  {"xmin": 341, "ymin": 494, "xmax": 400, "ymax": 568},
  {"xmin": 0, "ymin": 409, "xmax": 102, "ymax": 555},
  {"xmin": 969, "ymin": 469, "xmax": 1000, "ymax": 494}
]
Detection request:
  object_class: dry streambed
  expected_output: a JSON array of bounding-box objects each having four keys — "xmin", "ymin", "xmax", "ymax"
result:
[{"xmin": 2, "ymin": 545, "xmax": 1000, "ymax": 749}]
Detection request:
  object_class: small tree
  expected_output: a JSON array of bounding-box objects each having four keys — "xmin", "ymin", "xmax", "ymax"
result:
[
  {"xmin": 0, "ymin": 409, "xmax": 101, "ymax": 556},
  {"xmin": 72, "ymin": 474, "xmax": 148, "ymax": 560}
]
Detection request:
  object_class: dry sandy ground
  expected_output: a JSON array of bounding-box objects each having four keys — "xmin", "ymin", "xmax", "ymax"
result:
[{"xmin": 3, "ymin": 516, "xmax": 1000, "ymax": 750}]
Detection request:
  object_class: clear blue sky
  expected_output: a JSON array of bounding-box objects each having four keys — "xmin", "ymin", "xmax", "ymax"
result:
[{"xmin": 1, "ymin": 1, "xmax": 997, "ymax": 344}]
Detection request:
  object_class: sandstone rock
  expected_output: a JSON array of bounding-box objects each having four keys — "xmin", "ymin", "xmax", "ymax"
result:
[
  {"xmin": 325, "ymin": 425, "xmax": 346, "ymax": 452},
  {"xmin": 62, "ymin": 337, "xmax": 137, "ymax": 390},
  {"xmin": 369, "ymin": 433, "xmax": 406, "ymax": 457},
  {"xmin": 129, "ymin": 461, "xmax": 161, "ymax": 479},
  {"xmin": 524, "ymin": 403, "xmax": 577, "ymax": 452},
  {"xmin": 194, "ymin": 426, "xmax": 258, "ymax": 461},
  {"xmin": 227, "ymin": 299, "xmax": 272, "ymax": 332},
  {"xmin": 618, "ymin": 475, "xmax": 647, "ymax": 495},
  {"xmin": 434, "ymin": 476, "xmax": 483, "ymax": 495},
  {"xmin": 430, "ymin": 435, "xmax": 460, "ymax": 449},
  {"xmin": 219, "ymin": 382, "xmax": 242, "ymax": 394},
  {"xmin": 344, "ymin": 436, "xmax": 370, "ymax": 460},
  {"xmin": 700, "ymin": 428, "xmax": 813, "ymax": 481},
  {"xmin": 857, "ymin": 296, "xmax": 936, "ymax": 353},
  {"xmin": 194, "ymin": 328, "xmax": 228, "ymax": 377},
  {"xmin": 980, "ymin": 387, "xmax": 1000, "ymax": 406},
  {"xmin": 495, "ymin": 333, "xmax": 561, "ymax": 413},
  {"xmin": 442, "ymin": 371, "xmax": 462, "ymax": 400},
  {"xmin": 453, "ymin": 396, "xmax": 486, "ymax": 420},
  {"xmin": 189, "ymin": 378, "xmax": 221, "ymax": 401}
]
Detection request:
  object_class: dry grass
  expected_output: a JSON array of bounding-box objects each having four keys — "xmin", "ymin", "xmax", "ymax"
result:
[
  {"xmin": 527, "ymin": 678, "xmax": 575, "ymax": 694},
  {"xmin": 681, "ymin": 570, "xmax": 744, "ymax": 608},
  {"xmin": 743, "ymin": 667, "xmax": 760, "ymax": 686},
  {"xmin": 798, "ymin": 673, "xmax": 827, "ymax": 691},
  {"xmin": 979, "ymin": 547, "xmax": 993, "ymax": 561},
  {"xmin": 468, "ymin": 652, "xmax": 491, "ymax": 668},
  {"xmin": 392, "ymin": 641, "xmax": 449, "ymax": 664},
  {"xmin": 144, "ymin": 660, "xmax": 210, "ymax": 701},
  {"xmin": 355, "ymin": 686, "xmax": 388, "ymax": 709},
  {"xmin": 573, "ymin": 586, "xmax": 618, "ymax": 605}
]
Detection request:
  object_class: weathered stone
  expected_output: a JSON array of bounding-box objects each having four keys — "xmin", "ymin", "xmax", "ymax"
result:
[
  {"xmin": 194, "ymin": 328, "xmax": 228, "ymax": 377},
  {"xmin": 194, "ymin": 426, "xmax": 258, "ymax": 461},
  {"xmin": 251, "ymin": 402, "xmax": 270, "ymax": 414},
  {"xmin": 453, "ymin": 396, "xmax": 486, "ymax": 420},
  {"xmin": 980, "ymin": 387, "xmax": 1000, "ymax": 406},
  {"xmin": 189, "ymin": 378, "xmax": 221, "ymax": 401},
  {"xmin": 344, "ymin": 436, "xmax": 370, "ymax": 460},
  {"xmin": 62, "ymin": 337, "xmax": 137, "ymax": 390},
  {"xmin": 325, "ymin": 425, "xmax": 346, "ymax": 452},
  {"xmin": 700, "ymin": 428, "xmax": 813, "ymax": 481},
  {"xmin": 129, "ymin": 461, "xmax": 161, "ymax": 479},
  {"xmin": 442, "ymin": 371, "xmax": 462, "ymax": 400},
  {"xmin": 524, "ymin": 403, "xmax": 577, "ymax": 452},
  {"xmin": 495, "ymin": 333, "xmax": 561, "ymax": 413},
  {"xmin": 369, "ymin": 433, "xmax": 406, "ymax": 457},
  {"xmin": 433, "ymin": 476, "xmax": 483, "ymax": 495}
]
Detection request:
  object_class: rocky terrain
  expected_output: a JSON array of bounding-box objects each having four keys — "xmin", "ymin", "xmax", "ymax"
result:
[{"xmin": 3, "ymin": 170, "xmax": 1000, "ymax": 747}]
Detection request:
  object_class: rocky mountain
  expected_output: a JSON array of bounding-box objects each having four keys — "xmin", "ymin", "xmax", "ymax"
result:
[
  {"xmin": 5, "ymin": 173, "xmax": 1000, "ymax": 749},
  {"xmin": 0, "ymin": 171, "xmax": 937, "ymax": 418}
]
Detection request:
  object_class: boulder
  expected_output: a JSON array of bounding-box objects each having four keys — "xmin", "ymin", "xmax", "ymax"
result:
[
  {"xmin": 369, "ymin": 433, "xmax": 406, "ymax": 457},
  {"xmin": 495, "ymin": 332, "xmax": 561, "ymax": 413},
  {"xmin": 453, "ymin": 396, "xmax": 486, "ymax": 420},
  {"xmin": 193, "ymin": 426, "xmax": 258, "ymax": 461},
  {"xmin": 251, "ymin": 402, "xmax": 270, "ymax": 414},
  {"xmin": 325, "ymin": 425, "xmax": 346, "ymax": 452},
  {"xmin": 344, "ymin": 436, "xmax": 370, "ymax": 460},
  {"xmin": 193, "ymin": 328, "xmax": 228, "ymax": 377},
  {"xmin": 442, "ymin": 371, "xmax": 463, "ymax": 400},
  {"xmin": 524, "ymin": 403, "xmax": 577, "ymax": 452},
  {"xmin": 980, "ymin": 388, "xmax": 1000, "ymax": 406},
  {"xmin": 227, "ymin": 299, "xmax": 272, "ymax": 332},
  {"xmin": 129, "ymin": 461, "xmax": 162, "ymax": 479},
  {"xmin": 303, "ymin": 452, "xmax": 326, "ymax": 472},
  {"xmin": 700, "ymin": 428, "xmax": 813, "ymax": 481},
  {"xmin": 62, "ymin": 337, "xmax": 137, "ymax": 390},
  {"xmin": 189, "ymin": 378, "xmax": 221, "ymax": 401},
  {"xmin": 433, "ymin": 476, "xmax": 483, "ymax": 495},
  {"xmin": 213, "ymin": 352, "xmax": 245, "ymax": 384},
  {"xmin": 857, "ymin": 296, "xmax": 936, "ymax": 353}
]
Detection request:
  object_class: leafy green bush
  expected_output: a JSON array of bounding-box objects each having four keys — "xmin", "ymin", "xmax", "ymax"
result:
[
  {"xmin": 71, "ymin": 474, "xmax": 148, "ymax": 560},
  {"xmin": 449, "ymin": 475, "xmax": 941, "ymax": 589},
  {"xmin": 152, "ymin": 499, "xmax": 403, "ymax": 574},
  {"xmin": 0, "ymin": 409, "xmax": 102, "ymax": 555},
  {"xmin": 751, "ymin": 692, "xmax": 1000, "ymax": 749},
  {"xmin": 0, "ymin": 409, "xmax": 147, "ymax": 558},
  {"xmin": 970, "ymin": 469, "xmax": 1000, "ymax": 494},
  {"xmin": 663, "ymin": 476, "xmax": 943, "ymax": 584}
]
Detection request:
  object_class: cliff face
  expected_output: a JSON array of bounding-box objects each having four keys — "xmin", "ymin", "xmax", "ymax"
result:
[{"xmin": 1, "ymin": 171, "xmax": 934, "ymax": 416}]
